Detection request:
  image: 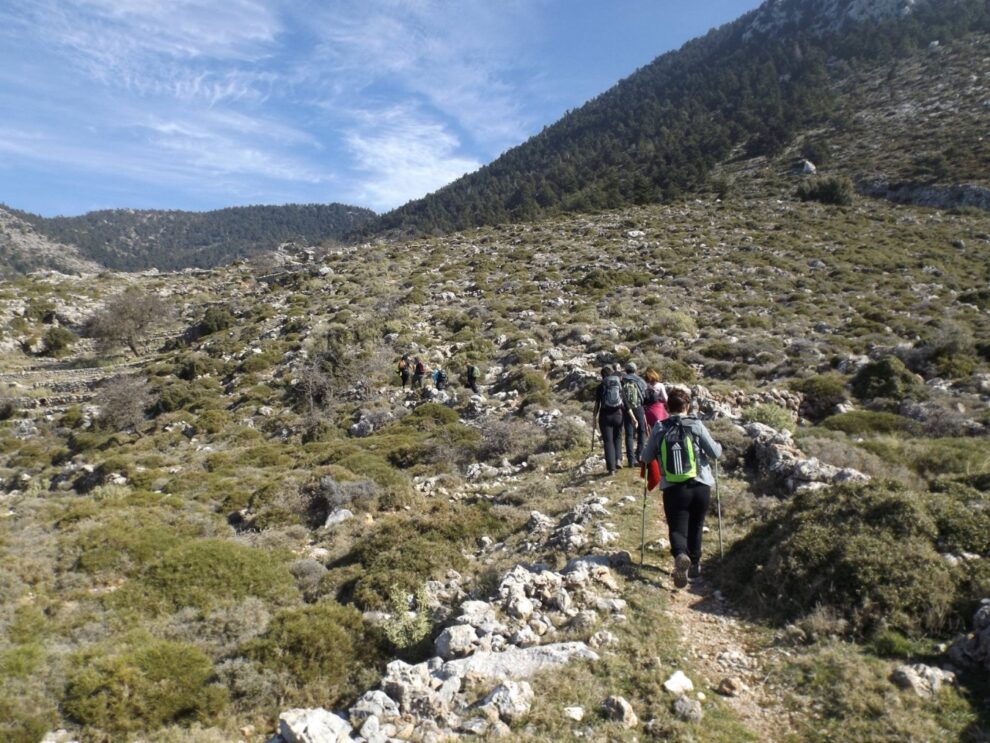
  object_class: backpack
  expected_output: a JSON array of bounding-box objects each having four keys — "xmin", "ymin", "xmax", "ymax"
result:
[
  {"xmin": 398, "ymin": 358, "xmax": 407, "ymax": 371},
  {"xmin": 659, "ymin": 418, "xmax": 698, "ymax": 483},
  {"xmin": 468, "ymin": 365, "xmax": 480, "ymax": 379},
  {"xmin": 602, "ymin": 376, "xmax": 623, "ymax": 408},
  {"xmin": 622, "ymin": 379, "xmax": 643, "ymax": 409},
  {"xmin": 437, "ymin": 369, "xmax": 448, "ymax": 385},
  {"xmin": 643, "ymin": 385, "xmax": 659, "ymax": 404}
]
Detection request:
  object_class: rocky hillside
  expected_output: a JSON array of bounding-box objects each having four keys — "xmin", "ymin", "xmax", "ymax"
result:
[
  {"xmin": 1, "ymin": 202, "xmax": 376, "ymax": 274},
  {"xmin": 0, "ymin": 208, "xmax": 101, "ymax": 278},
  {"xmin": 0, "ymin": 182, "xmax": 988, "ymax": 740}
]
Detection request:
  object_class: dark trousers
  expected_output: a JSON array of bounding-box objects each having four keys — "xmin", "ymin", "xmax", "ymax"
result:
[
  {"xmin": 412, "ymin": 373, "xmax": 423, "ymax": 388},
  {"xmin": 662, "ymin": 481, "xmax": 711, "ymax": 563},
  {"xmin": 623, "ymin": 406, "xmax": 647, "ymax": 466},
  {"xmin": 400, "ymin": 370, "xmax": 410, "ymax": 388},
  {"xmin": 599, "ymin": 407, "xmax": 624, "ymax": 473},
  {"xmin": 467, "ymin": 378, "xmax": 479, "ymax": 393}
]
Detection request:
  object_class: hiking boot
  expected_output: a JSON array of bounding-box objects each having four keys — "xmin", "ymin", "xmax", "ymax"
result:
[
  {"xmin": 673, "ymin": 554, "xmax": 691, "ymax": 589},
  {"xmin": 688, "ymin": 562, "xmax": 701, "ymax": 581}
]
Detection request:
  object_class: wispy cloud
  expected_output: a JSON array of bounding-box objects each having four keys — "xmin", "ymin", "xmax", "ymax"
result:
[{"xmin": 344, "ymin": 107, "xmax": 481, "ymax": 212}]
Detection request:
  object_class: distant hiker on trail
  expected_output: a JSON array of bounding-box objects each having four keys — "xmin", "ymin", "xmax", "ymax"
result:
[
  {"xmin": 397, "ymin": 354, "xmax": 411, "ymax": 388},
  {"xmin": 433, "ymin": 367, "xmax": 449, "ymax": 391},
  {"xmin": 640, "ymin": 387, "xmax": 722, "ymax": 588},
  {"xmin": 412, "ymin": 357, "xmax": 426, "ymax": 389},
  {"xmin": 622, "ymin": 362, "xmax": 649, "ymax": 468},
  {"xmin": 466, "ymin": 363, "xmax": 481, "ymax": 394},
  {"xmin": 592, "ymin": 365, "xmax": 627, "ymax": 476},
  {"xmin": 642, "ymin": 367, "xmax": 669, "ymax": 427}
]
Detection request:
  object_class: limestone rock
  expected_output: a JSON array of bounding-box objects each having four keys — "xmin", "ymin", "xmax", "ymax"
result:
[
  {"xmin": 890, "ymin": 663, "xmax": 956, "ymax": 697},
  {"xmin": 664, "ymin": 670, "xmax": 694, "ymax": 694},
  {"xmin": 672, "ymin": 695, "xmax": 704, "ymax": 723},
  {"xmin": 278, "ymin": 708, "xmax": 354, "ymax": 743},
  {"xmin": 435, "ymin": 624, "xmax": 479, "ymax": 660},
  {"xmin": 480, "ymin": 680, "xmax": 535, "ymax": 722},
  {"xmin": 603, "ymin": 695, "xmax": 638, "ymax": 728}
]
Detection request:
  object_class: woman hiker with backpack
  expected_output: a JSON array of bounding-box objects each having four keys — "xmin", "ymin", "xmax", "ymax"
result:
[
  {"xmin": 642, "ymin": 366, "xmax": 669, "ymax": 427},
  {"xmin": 640, "ymin": 387, "xmax": 722, "ymax": 588},
  {"xmin": 593, "ymin": 365, "xmax": 633, "ymax": 476}
]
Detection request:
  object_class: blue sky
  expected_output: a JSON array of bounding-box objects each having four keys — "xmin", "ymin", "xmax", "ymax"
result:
[{"xmin": 0, "ymin": 1, "xmax": 763, "ymax": 217}]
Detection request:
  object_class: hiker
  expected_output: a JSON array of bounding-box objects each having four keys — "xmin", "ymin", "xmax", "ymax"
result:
[
  {"xmin": 622, "ymin": 362, "xmax": 649, "ymax": 467},
  {"xmin": 397, "ymin": 354, "xmax": 411, "ymax": 388},
  {"xmin": 433, "ymin": 367, "xmax": 448, "ymax": 391},
  {"xmin": 592, "ymin": 365, "xmax": 626, "ymax": 476},
  {"xmin": 640, "ymin": 387, "xmax": 722, "ymax": 587},
  {"xmin": 412, "ymin": 357, "xmax": 426, "ymax": 389},
  {"xmin": 466, "ymin": 363, "xmax": 481, "ymax": 394},
  {"xmin": 643, "ymin": 367, "xmax": 669, "ymax": 427}
]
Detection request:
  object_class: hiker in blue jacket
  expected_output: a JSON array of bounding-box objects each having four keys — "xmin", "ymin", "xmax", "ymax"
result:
[{"xmin": 641, "ymin": 387, "xmax": 722, "ymax": 587}]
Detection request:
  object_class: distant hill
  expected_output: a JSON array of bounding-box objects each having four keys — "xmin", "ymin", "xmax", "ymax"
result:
[
  {"xmin": 0, "ymin": 206, "xmax": 102, "ymax": 277},
  {"xmin": 366, "ymin": 0, "xmax": 989, "ymax": 237},
  {"xmin": 2, "ymin": 203, "xmax": 377, "ymax": 273}
]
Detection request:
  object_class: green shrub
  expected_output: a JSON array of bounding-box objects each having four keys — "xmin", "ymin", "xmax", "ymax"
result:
[
  {"xmin": 111, "ymin": 539, "xmax": 296, "ymax": 614},
  {"xmin": 200, "ymin": 306, "xmax": 235, "ymax": 335},
  {"xmin": 344, "ymin": 504, "xmax": 512, "ymax": 609},
  {"xmin": 196, "ymin": 408, "xmax": 232, "ymax": 434},
  {"xmin": 658, "ymin": 359, "xmax": 696, "ymax": 384},
  {"xmin": 245, "ymin": 601, "xmax": 380, "ymax": 706},
  {"xmin": 719, "ymin": 482, "xmax": 964, "ymax": 636},
  {"xmin": 851, "ymin": 356, "xmax": 925, "ymax": 402},
  {"xmin": 495, "ymin": 368, "xmax": 549, "ymax": 395},
  {"xmin": 791, "ymin": 373, "xmax": 848, "ymax": 422},
  {"xmin": 63, "ymin": 639, "xmax": 227, "ymax": 735},
  {"xmin": 42, "ymin": 325, "xmax": 76, "ymax": 356},
  {"xmin": 822, "ymin": 411, "xmax": 921, "ymax": 436},
  {"xmin": 742, "ymin": 403, "xmax": 795, "ymax": 432},
  {"xmin": 0, "ymin": 697, "xmax": 54, "ymax": 743},
  {"xmin": 796, "ymin": 175, "xmax": 854, "ymax": 206}
]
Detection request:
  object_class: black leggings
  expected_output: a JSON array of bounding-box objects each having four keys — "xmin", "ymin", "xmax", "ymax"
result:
[
  {"xmin": 599, "ymin": 407, "xmax": 624, "ymax": 473},
  {"xmin": 662, "ymin": 481, "xmax": 711, "ymax": 563}
]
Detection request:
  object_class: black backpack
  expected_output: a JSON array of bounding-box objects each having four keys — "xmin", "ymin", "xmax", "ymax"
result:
[
  {"xmin": 644, "ymin": 385, "xmax": 660, "ymax": 404},
  {"xmin": 437, "ymin": 369, "xmax": 448, "ymax": 385},
  {"xmin": 602, "ymin": 376, "xmax": 623, "ymax": 408}
]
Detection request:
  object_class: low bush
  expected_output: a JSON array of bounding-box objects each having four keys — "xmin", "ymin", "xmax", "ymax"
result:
[
  {"xmin": 796, "ymin": 175, "xmax": 854, "ymax": 206},
  {"xmin": 111, "ymin": 539, "xmax": 296, "ymax": 614},
  {"xmin": 718, "ymin": 482, "xmax": 981, "ymax": 636},
  {"xmin": 494, "ymin": 368, "xmax": 549, "ymax": 395},
  {"xmin": 42, "ymin": 325, "xmax": 76, "ymax": 356},
  {"xmin": 742, "ymin": 403, "xmax": 795, "ymax": 432},
  {"xmin": 245, "ymin": 601, "xmax": 381, "ymax": 707},
  {"xmin": 851, "ymin": 356, "xmax": 926, "ymax": 402},
  {"xmin": 199, "ymin": 306, "xmax": 236, "ymax": 336},
  {"xmin": 63, "ymin": 639, "xmax": 227, "ymax": 735},
  {"xmin": 822, "ymin": 411, "xmax": 921, "ymax": 436},
  {"xmin": 791, "ymin": 373, "xmax": 848, "ymax": 422}
]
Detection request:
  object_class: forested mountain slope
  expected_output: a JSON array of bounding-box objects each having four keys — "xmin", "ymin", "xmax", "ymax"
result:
[{"xmin": 367, "ymin": 0, "xmax": 989, "ymax": 237}]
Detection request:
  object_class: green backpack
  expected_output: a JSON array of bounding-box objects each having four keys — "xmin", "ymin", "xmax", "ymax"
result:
[
  {"xmin": 659, "ymin": 418, "xmax": 698, "ymax": 483},
  {"xmin": 622, "ymin": 379, "xmax": 642, "ymax": 409}
]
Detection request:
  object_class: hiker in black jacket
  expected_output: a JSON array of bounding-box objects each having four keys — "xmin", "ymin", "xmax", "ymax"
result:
[{"xmin": 592, "ymin": 365, "xmax": 626, "ymax": 476}]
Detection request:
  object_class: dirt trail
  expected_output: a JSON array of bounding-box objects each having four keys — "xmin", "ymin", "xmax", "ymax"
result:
[{"xmin": 665, "ymin": 578, "xmax": 798, "ymax": 741}]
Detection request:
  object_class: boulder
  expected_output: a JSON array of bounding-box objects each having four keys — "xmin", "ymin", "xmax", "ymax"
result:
[
  {"xmin": 278, "ymin": 708, "xmax": 354, "ymax": 743},
  {"xmin": 663, "ymin": 670, "xmax": 694, "ymax": 695},
  {"xmin": 890, "ymin": 663, "xmax": 956, "ymax": 697},
  {"xmin": 435, "ymin": 624, "xmax": 479, "ymax": 660},
  {"xmin": 443, "ymin": 642, "xmax": 599, "ymax": 681},
  {"xmin": 672, "ymin": 695, "xmax": 703, "ymax": 723},
  {"xmin": 603, "ymin": 695, "xmax": 638, "ymax": 728},
  {"xmin": 479, "ymin": 680, "xmax": 535, "ymax": 722}
]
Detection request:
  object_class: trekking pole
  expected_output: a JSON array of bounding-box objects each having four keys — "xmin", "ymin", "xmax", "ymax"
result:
[
  {"xmin": 590, "ymin": 424, "xmax": 596, "ymax": 453},
  {"xmin": 715, "ymin": 459, "xmax": 724, "ymax": 561},
  {"xmin": 639, "ymin": 477, "xmax": 648, "ymax": 566}
]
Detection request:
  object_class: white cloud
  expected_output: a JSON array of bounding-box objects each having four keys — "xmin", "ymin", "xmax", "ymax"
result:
[
  {"xmin": 344, "ymin": 107, "xmax": 480, "ymax": 211},
  {"xmin": 307, "ymin": 0, "xmax": 538, "ymax": 149}
]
